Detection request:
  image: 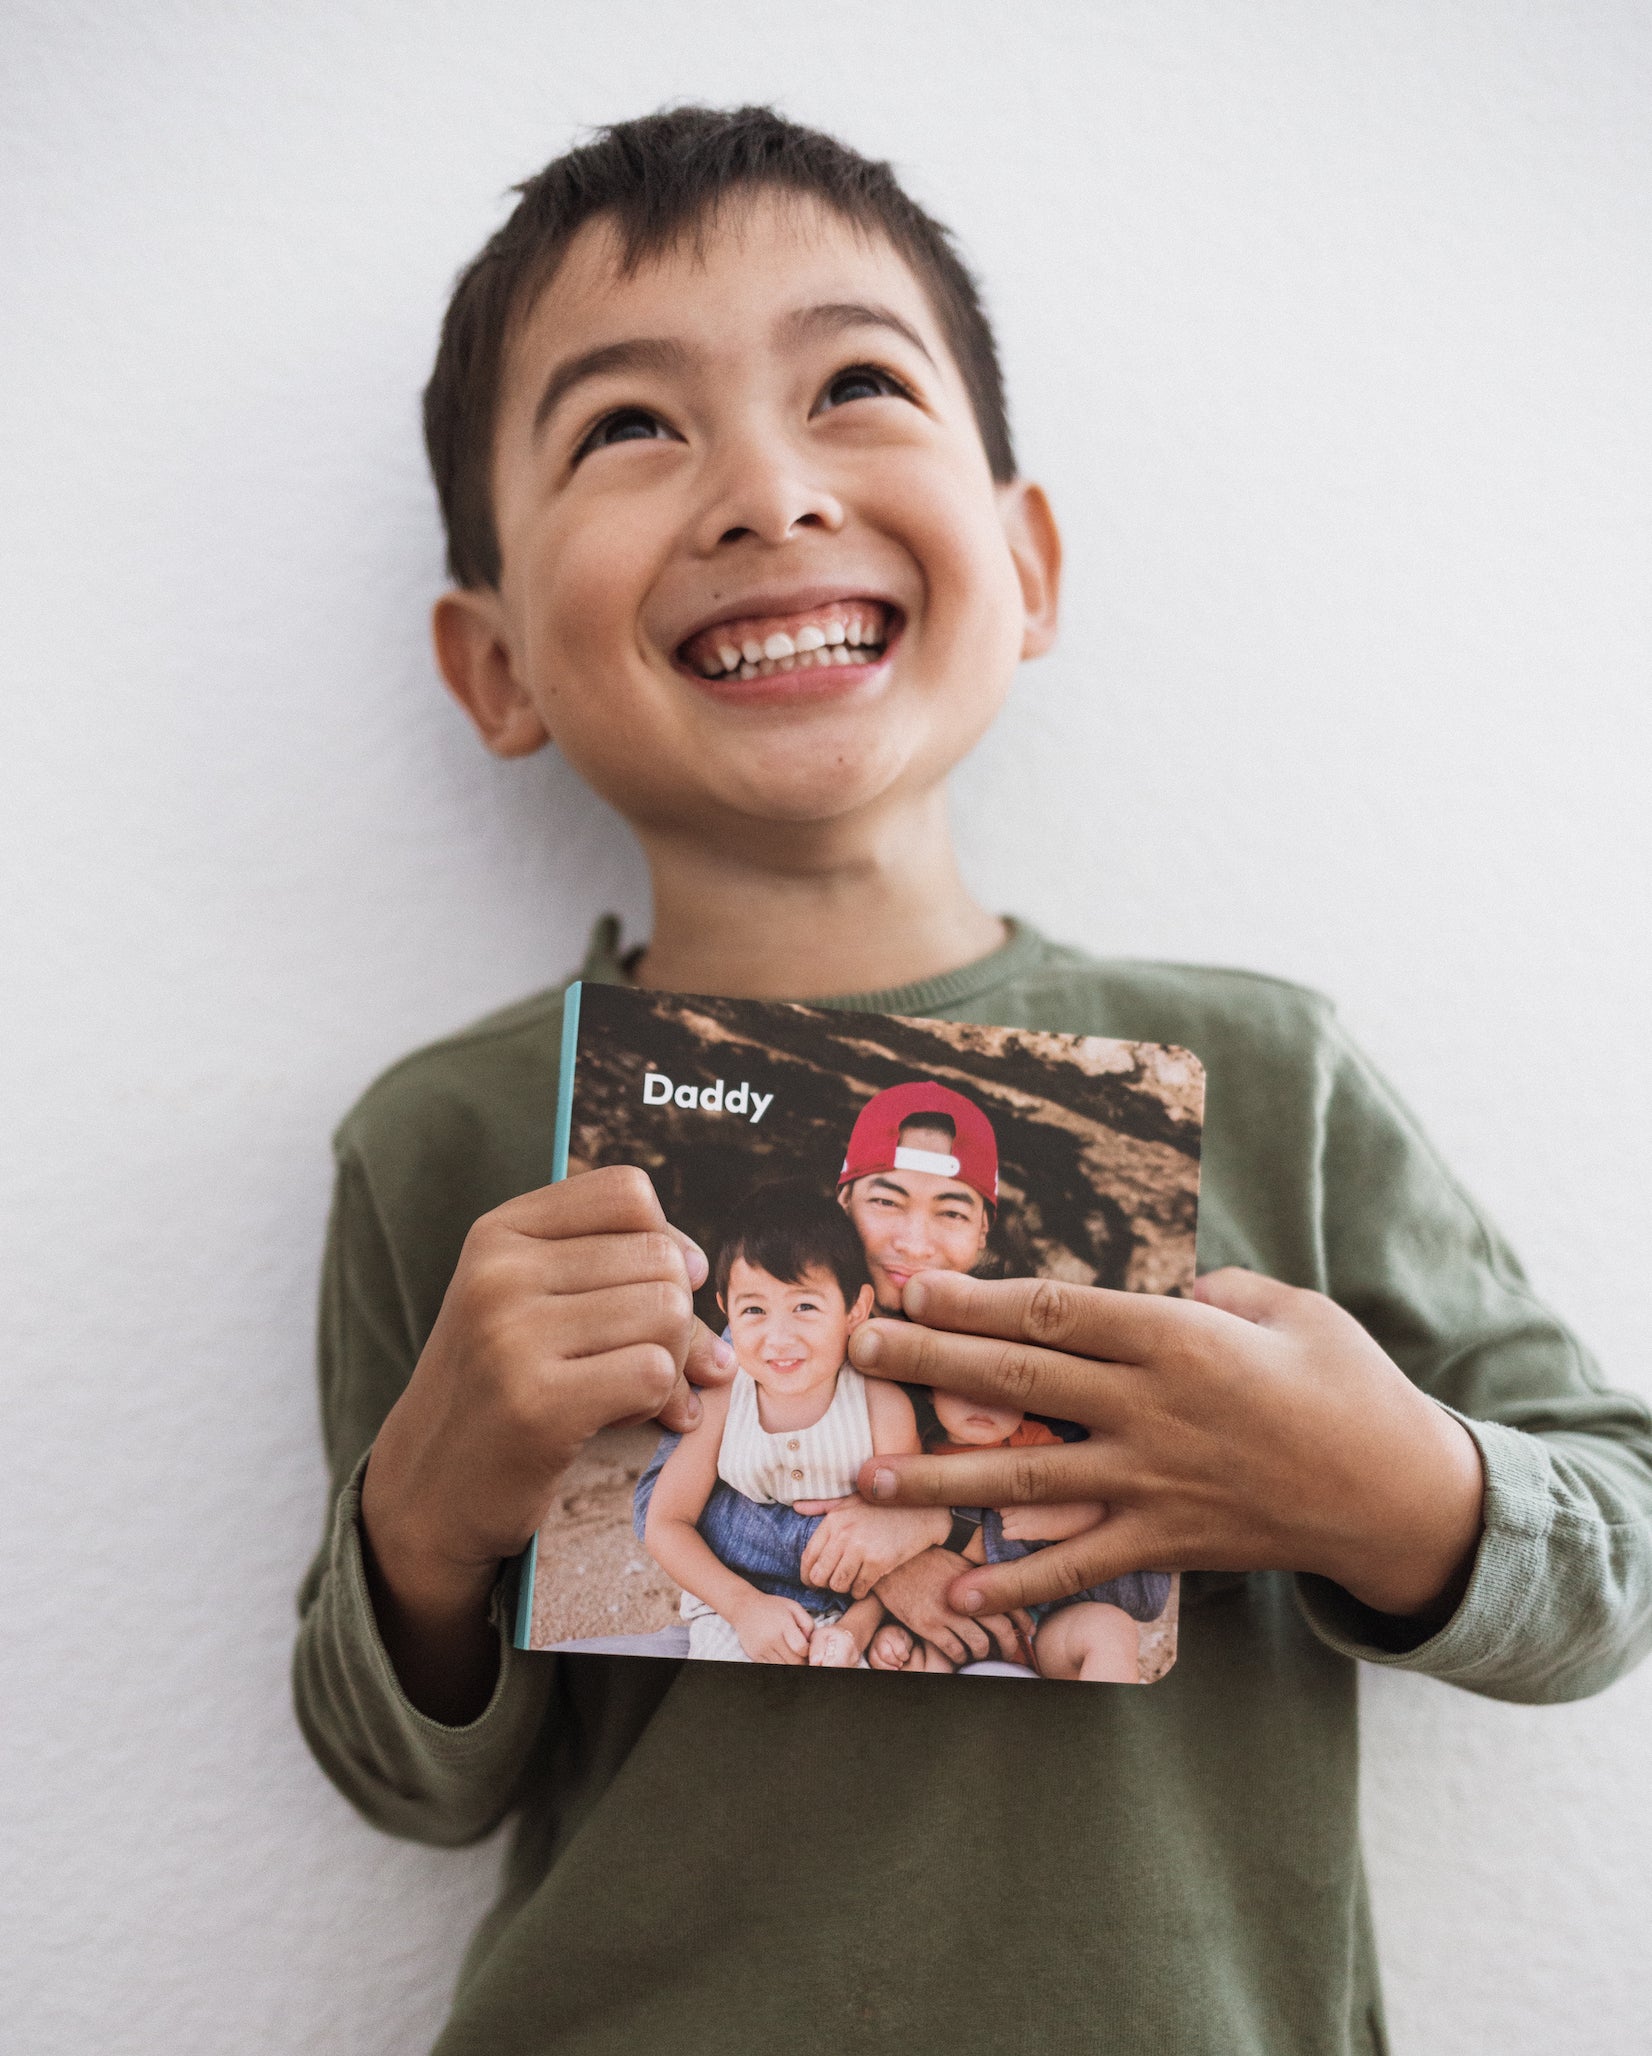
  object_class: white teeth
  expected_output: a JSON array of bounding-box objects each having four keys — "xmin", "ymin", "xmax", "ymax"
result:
[
  {"xmin": 846, "ymin": 621, "xmax": 863, "ymax": 646},
  {"xmin": 741, "ymin": 639, "xmax": 763, "ymax": 664},
  {"xmin": 739, "ymin": 661, "xmax": 759, "ymax": 678},
  {"xmin": 762, "ymin": 632, "xmax": 795, "ymax": 660},
  {"xmin": 717, "ymin": 643, "xmax": 740, "ymax": 673},
  {"xmin": 823, "ymin": 619, "xmax": 846, "ymax": 645},
  {"xmin": 831, "ymin": 645, "xmax": 852, "ymax": 664},
  {"xmin": 758, "ymin": 658, "xmax": 776, "ymax": 677},
  {"xmin": 794, "ymin": 624, "xmax": 826, "ymax": 652}
]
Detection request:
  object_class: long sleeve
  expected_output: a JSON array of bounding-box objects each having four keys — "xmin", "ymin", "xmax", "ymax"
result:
[
  {"xmin": 291, "ymin": 1147, "xmax": 555, "ymax": 1843},
  {"xmin": 1294, "ymin": 1022, "xmax": 1652, "ymax": 1702}
]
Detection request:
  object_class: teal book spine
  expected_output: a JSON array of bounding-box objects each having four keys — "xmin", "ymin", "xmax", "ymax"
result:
[{"xmin": 511, "ymin": 979, "xmax": 583, "ymax": 1650}]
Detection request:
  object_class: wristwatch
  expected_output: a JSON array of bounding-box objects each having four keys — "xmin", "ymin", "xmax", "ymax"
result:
[{"xmin": 944, "ymin": 1510, "xmax": 984, "ymax": 1556}]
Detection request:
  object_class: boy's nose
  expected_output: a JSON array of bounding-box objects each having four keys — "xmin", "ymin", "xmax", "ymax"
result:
[{"xmin": 692, "ymin": 436, "xmax": 845, "ymax": 553}]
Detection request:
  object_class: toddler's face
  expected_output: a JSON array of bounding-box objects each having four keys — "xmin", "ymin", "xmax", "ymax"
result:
[
  {"xmin": 440, "ymin": 191, "xmax": 1058, "ymax": 838},
  {"xmin": 932, "ymin": 1389, "xmax": 1025, "ymax": 1446},
  {"xmin": 723, "ymin": 1257, "xmax": 872, "ymax": 1400}
]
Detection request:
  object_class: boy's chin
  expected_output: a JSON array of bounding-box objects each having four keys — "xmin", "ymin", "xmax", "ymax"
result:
[{"xmin": 702, "ymin": 737, "xmax": 930, "ymax": 827}]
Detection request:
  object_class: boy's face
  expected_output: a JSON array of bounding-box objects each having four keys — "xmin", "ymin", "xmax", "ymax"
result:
[
  {"xmin": 932, "ymin": 1388, "xmax": 1025, "ymax": 1447},
  {"xmin": 723, "ymin": 1257, "xmax": 874, "ymax": 1398},
  {"xmin": 839, "ymin": 1121, "xmax": 992, "ymax": 1311},
  {"xmin": 437, "ymin": 192, "xmax": 1058, "ymax": 840}
]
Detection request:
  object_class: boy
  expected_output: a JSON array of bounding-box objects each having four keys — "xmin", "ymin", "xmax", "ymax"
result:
[
  {"xmin": 644, "ymin": 1181, "xmax": 913, "ymax": 1667},
  {"xmin": 294, "ymin": 106, "xmax": 1652, "ymax": 2054}
]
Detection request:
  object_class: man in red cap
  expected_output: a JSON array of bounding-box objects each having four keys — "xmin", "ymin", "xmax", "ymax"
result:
[{"xmin": 836, "ymin": 1083, "xmax": 998, "ymax": 1315}]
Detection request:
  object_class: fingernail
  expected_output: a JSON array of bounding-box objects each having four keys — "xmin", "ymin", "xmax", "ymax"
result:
[
  {"xmin": 960, "ymin": 1587, "xmax": 984, "ymax": 1613},
  {"xmin": 680, "ymin": 1238, "xmax": 708, "ymax": 1286},
  {"xmin": 904, "ymin": 1276, "xmax": 928, "ymax": 1318},
  {"xmin": 870, "ymin": 1467, "xmax": 897, "ymax": 1501},
  {"xmin": 712, "ymin": 1336, "xmax": 735, "ymax": 1369},
  {"xmin": 851, "ymin": 1327, "xmax": 880, "ymax": 1366},
  {"xmin": 684, "ymin": 1391, "xmax": 702, "ymax": 1425}
]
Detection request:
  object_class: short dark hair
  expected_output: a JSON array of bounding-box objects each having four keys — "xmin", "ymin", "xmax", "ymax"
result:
[
  {"xmin": 715, "ymin": 1179, "xmax": 872, "ymax": 1311},
  {"xmin": 424, "ymin": 104, "xmax": 1016, "ymax": 588}
]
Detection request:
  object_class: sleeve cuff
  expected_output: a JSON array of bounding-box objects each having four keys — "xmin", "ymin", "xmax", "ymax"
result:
[
  {"xmin": 330, "ymin": 1452, "xmax": 530, "ymax": 1752},
  {"xmin": 1296, "ymin": 1409, "xmax": 1556, "ymax": 1683}
]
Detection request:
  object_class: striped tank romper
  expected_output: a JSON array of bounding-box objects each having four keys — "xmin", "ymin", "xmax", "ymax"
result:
[{"xmin": 681, "ymin": 1362, "xmax": 874, "ymax": 1662}]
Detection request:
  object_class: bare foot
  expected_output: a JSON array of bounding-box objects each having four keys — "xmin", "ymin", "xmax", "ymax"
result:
[
  {"xmin": 808, "ymin": 1623, "xmax": 862, "ymax": 1668},
  {"xmin": 869, "ymin": 1623, "xmax": 957, "ymax": 1673},
  {"xmin": 867, "ymin": 1622, "xmax": 915, "ymax": 1671}
]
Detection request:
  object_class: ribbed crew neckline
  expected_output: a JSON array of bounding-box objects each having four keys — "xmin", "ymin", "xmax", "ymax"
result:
[{"xmin": 578, "ymin": 914, "xmax": 1049, "ymax": 1016}]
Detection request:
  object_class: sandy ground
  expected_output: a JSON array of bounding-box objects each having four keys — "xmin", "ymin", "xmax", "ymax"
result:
[
  {"xmin": 527, "ymin": 1422, "xmax": 1183, "ymax": 1684},
  {"xmin": 527, "ymin": 1424, "xmax": 681, "ymax": 1647}
]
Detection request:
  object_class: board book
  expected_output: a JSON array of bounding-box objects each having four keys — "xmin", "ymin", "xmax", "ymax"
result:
[{"xmin": 514, "ymin": 981, "xmax": 1204, "ymax": 1684}]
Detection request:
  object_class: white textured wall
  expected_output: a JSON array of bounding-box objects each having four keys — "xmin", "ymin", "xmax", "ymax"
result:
[{"xmin": 4, "ymin": 5, "xmax": 1648, "ymax": 2050}]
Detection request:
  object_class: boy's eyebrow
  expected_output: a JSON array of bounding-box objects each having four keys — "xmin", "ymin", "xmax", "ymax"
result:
[
  {"xmin": 779, "ymin": 300, "xmax": 936, "ymax": 367},
  {"xmin": 531, "ymin": 336, "xmax": 694, "ymax": 436}
]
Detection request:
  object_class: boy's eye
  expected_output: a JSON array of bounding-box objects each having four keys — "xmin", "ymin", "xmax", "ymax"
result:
[
  {"xmin": 572, "ymin": 406, "xmax": 674, "ymax": 463},
  {"xmin": 815, "ymin": 363, "xmax": 913, "ymax": 413}
]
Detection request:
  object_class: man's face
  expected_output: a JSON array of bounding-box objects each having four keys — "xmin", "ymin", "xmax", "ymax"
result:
[
  {"xmin": 839, "ymin": 1127, "xmax": 992, "ymax": 1312},
  {"xmin": 447, "ymin": 191, "xmax": 1057, "ymax": 839}
]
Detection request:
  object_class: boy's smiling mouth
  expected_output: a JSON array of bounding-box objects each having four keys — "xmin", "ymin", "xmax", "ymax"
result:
[{"xmin": 675, "ymin": 597, "xmax": 900, "ymax": 695}]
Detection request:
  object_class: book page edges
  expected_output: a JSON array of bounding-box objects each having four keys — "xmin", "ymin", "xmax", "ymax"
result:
[{"xmin": 512, "ymin": 980, "xmax": 582, "ymax": 1650}]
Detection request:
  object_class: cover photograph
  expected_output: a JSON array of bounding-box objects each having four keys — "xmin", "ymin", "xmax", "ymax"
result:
[{"xmin": 516, "ymin": 982, "xmax": 1205, "ymax": 1685}]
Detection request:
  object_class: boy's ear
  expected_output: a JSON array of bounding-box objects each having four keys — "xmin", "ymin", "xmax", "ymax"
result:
[
  {"xmin": 847, "ymin": 1283, "xmax": 875, "ymax": 1326},
  {"xmin": 999, "ymin": 481, "xmax": 1062, "ymax": 660},
  {"xmin": 431, "ymin": 588, "xmax": 551, "ymax": 759}
]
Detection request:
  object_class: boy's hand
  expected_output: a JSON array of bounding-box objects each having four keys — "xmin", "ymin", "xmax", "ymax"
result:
[
  {"xmin": 730, "ymin": 1592, "xmax": 816, "ymax": 1665},
  {"xmin": 793, "ymin": 1498, "xmax": 952, "ymax": 1596},
  {"xmin": 361, "ymin": 1165, "xmax": 732, "ymax": 1718},
  {"xmin": 848, "ymin": 1268, "xmax": 1486, "ymax": 1626}
]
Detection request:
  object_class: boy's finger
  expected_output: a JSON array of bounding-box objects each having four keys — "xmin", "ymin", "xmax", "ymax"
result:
[
  {"xmin": 847, "ymin": 1318, "xmax": 1131, "ymax": 1429},
  {"xmin": 523, "ymin": 1230, "xmax": 697, "ymax": 1296},
  {"xmin": 663, "ymin": 1222, "xmax": 710, "ymax": 1291},
  {"xmin": 653, "ymin": 1373, "xmax": 703, "ymax": 1436},
  {"xmin": 493, "ymin": 1164, "xmax": 667, "ymax": 1243},
  {"xmin": 654, "ymin": 1321, "xmax": 734, "ymax": 1434},
  {"xmin": 544, "ymin": 1278, "xmax": 698, "ymax": 1361},
  {"xmin": 542, "ymin": 1341, "xmax": 683, "ymax": 1444},
  {"xmin": 681, "ymin": 1317, "xmax": 736, "ymax": 1388},
  {"xmin": 855, "ymin": 1443, "xmax": 1115, "ymax": 1510},
  {"xmin": 901, "ymin": 1270, "xmax": 1205, "ymax": 1362},
  {"xmin": 947, "ymin": 1516, "xmax": 1163, "ymax": 1618}
]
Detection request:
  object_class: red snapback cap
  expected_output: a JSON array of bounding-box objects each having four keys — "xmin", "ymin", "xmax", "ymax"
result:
[{"xmin": 838, "ymin": 1081, "xmax": 998, "ymax": 1207}]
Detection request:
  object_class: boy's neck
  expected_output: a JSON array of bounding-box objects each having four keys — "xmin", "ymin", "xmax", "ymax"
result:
[{"xmin": 630, "ymin": 789, "xmax": 1005, "ymax": 1001}]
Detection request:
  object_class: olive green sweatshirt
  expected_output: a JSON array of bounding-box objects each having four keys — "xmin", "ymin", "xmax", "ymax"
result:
[{"xmin": 293, "ymin": 919, "xmax": 1652, "ymax": 2056}]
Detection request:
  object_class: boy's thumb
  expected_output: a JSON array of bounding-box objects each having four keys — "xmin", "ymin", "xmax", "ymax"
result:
[{"xmin": 1191, "ymin": 1266, "xmax": 1299, "ymax": 1326}]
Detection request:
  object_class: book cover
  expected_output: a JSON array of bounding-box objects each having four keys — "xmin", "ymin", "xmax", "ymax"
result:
[{"xmin": 515, "ymin": 981, "xmax": 1204, "ymax": 1684}]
